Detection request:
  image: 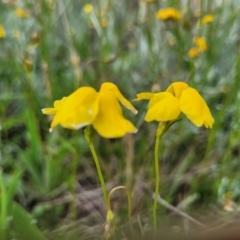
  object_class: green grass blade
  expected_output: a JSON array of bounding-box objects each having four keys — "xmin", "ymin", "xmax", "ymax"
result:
[
  {"xmin": 0, "ymin": 171, "xmax": 7, "ymax": 240},
  {"xmin": 6, "ymin": 170, "xmax": 23, "ymax": 205}
]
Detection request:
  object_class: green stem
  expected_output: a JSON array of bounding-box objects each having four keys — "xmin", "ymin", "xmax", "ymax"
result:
[
  {"xmin": 153, "ymin": 122, "xmax": 169, "ymax": 231},
  {"xmin": 153, "ymin": 133, "xmax": 160, "ymax": 230},
  {"xmin": 85, "ymin": 126, "xmax": 108, "ymax": 204},
  {"xmin": 108, "ymin": 186, "xmax": 132, "ymax": 225},
  {"xmin": 108, "ymin": 186, "xmax": 133, "ymax": 235},
  {"xmin": 89, "ymin": 142, "xmax": 108, "ymax": 204}
]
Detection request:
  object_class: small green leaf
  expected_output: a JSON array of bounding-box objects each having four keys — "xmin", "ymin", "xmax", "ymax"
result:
[{"xmin": 12, "ymin": 203, "xmax": 47, "ymax": 240}]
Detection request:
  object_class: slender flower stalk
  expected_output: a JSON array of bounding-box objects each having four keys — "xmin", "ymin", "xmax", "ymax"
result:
[
  {"xmin": 90, "ymin": 143, "xmax": 108, "ymax": 203},
  {"xmin": 107, "ymin": 186, "xmax": 132, "ymax": 228},
  {"xmin": 153, "ymin": 122, "xmax": 169, "ymax": 230},
  {"xmin": 84, "ymin": 126, "xmax": 108, "ymax": 204},
  {"xmin": 104, "ymin": 185, "xmax": 133, "ymax": 239}
]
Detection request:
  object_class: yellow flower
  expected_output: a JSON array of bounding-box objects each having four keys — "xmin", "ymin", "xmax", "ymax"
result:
[
  {"xmin": 156, "ymin": 8, "xmax": 182, "ymax": 21},
  {"xmin": 188, "ymin": 47, "xmax": 200, "ymax": 58},
  {"xmin": 188, "ymin": 36, "xmax": 208, "ymax": 58},
  {"xmin": 193, "ymin": 36, "xmax": 207, "ymax": 52},
  {"xmin": 83, "ymin": 4, "xmax": 94, "ymax": 14},
  {"xmin": 89, "ymin": 16, "xmax": 108, "ymax": 29},
  {"xmin": 0, "ymin": 24, "xmax": 6, "ymax": 38},
  {"xmin": 42, "ymin": 82, "xmax": 138, "ymax": 138},
  {"xmin": 134, "ymin": 82, "xmax": 214, "ymax": 128},
  {"xmin": 201, "ymin": 14, "xmax": 214, "ymax": 25},
  {"xmin": 15, "ymin": 8, "xmax": 30, "ymax": 18},
  {"xmin": 100, "ymin": 17, "xmax": 108, "ymax": 28},
  {"xmin": 168, "ymin": 38, "xmax": 176, "ymax": 46}
]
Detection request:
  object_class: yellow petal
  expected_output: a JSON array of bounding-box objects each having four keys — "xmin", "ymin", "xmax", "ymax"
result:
[
  {"xmin": 42, "ymin": 108, "xmax": 58, "ymax": 115},
  {"xmin": 50, "ymin": 87, "xmax": 99, "ymax": 131},
  {"xmin": 145, "ymin": 92, "xmax": 181, "ymax": 122},
  {"xmin": 100, "ymin": 82, "xmax": 138, "ymax": 114},
  {"xmin": 0, "ymin": 24, "xmax": 6, "ymax": 38},
  {"xmin": 42, "ymin": 97, "xmax": 67, "ymax": 115},
  {"xmin": 133, "ymin": 92, "xmax": 154, "ymax": 101},
  {"xmin": 179, "ymin": 87, "xmax": 214, "ymax": 128},
  {"xmin": 188, "ymin": 48, "xmax": 200, "ymax": 58},
  {"xmin": 201, "ymin": 14, "xmax": 214, "ymax": 25},
  {"xmin": 92, "ymin": 85, "xmax": 137, "ymax": 138},
  {"xmin": 156, "ymin": 8, "xmax": 182, "ymax": 21},
  {"xmin": 15, "ymin": 8, "xmax": 30, "ymax": 18},
  {"xmin": 193, "ymin": 37, "xmax": 207, "ymax": 52},
  {"xmin": 54, "ymin": 97, "xmax": 67, "ymax": 109},
  {"xmin": 166, "ymin": 82, "xmax": 189, "ymax": 99},
  {"xmin": 83, "ymin": 4, "xmax": 94, "ymax": 14}
]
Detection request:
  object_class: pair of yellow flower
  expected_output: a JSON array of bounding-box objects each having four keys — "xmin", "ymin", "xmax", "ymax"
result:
[
  {"xmin": 156, "ymin": 8, "xmax": 214, "ymax": 25},
  {"xmin": 155, "ymin": 8, "xmax": 213, "ymax": 59},
  {"xmin": 188, "ymin": 36, "xmax": 208, "ymax": 58},
  {"xmin": 42, "ymin": 82, "xmax": 214, "ymax": 138}
]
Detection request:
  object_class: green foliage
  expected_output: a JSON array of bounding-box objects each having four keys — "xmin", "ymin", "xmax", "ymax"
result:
[{"xmin": 1, "ymin": 0, "xmax": 240, "ymax": 239}]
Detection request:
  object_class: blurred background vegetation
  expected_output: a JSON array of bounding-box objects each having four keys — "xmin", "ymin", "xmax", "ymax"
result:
[{"xmin": 1, "ymin": 0, "xmax": 240, "ymax": 239}]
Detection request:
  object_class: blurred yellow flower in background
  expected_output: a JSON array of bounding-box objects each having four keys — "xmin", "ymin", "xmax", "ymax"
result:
[
  {"xmin": 83, "ymin": 4, "xmax": 94, "ymax": 14},
  {"xmin": 0, "ymin": 24, "xmax": 6, "ymax": 38},
  {"xmin": 134, "ymin": 82, "xmax": 214, "ymax": 128},
  {"xmin": 194, "ymin": 36, "xmax": 207, "ymax": 52},
  {"xmin": 42, "ymin": 82, "xmax": 138, "ymax": 138},
  {"xmin": 156, "ymin": 8, "xmax": 182, "ymax": 21},
  {"xmin": 99, "ymin": 17, "xmax": 108, "ymax": 28},
  {"xmin": 145, "ymin": 0, "xmax": 157, "ymax": 3},
  {"xmin": 168, "ymin": 37, "xmax": 176, "ymax": 46},
  {"xmin": 84, "ymin": 4, "xmax": 108, "ymax": 29},
  {"xmin": 201, "ymin": 14, "xmax": 214, "ymax": 24},
  {"xmin": 188, "ymin": 36, "xmax": 208, "ymax": 58},
  {"xmin": 89, "ymin": 16, "xmax": 108, "ymax": 29},
  {"xmin": 188, "ymin": 48, "xmax": 200, "ymax": 58},
  {"xmin": 15, "ymin": 8, "xmax": 30, "ymax": 18}
]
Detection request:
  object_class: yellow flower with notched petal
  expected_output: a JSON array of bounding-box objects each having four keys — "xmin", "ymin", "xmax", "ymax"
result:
[
  {"xmin": 0, "ymin": 24, "xmax": 6, "ymax": 38},
  {"xmin": 134, "ymin": 82, "xmax": 214, "ymax": 128},
  {"xmin": 42, "ymin": 82, "xmax": 138, "ymax": 138},
  {"xmin": 15, "ymin": 8, "xmax": 30, "ymax": 18},
  {"xmin": 201, "ymin": 14, "xmax": 214, "ymax": 25},
  {"xmin": 156, "ymin": 8, "xmax": 182, "ymax": 21}
]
